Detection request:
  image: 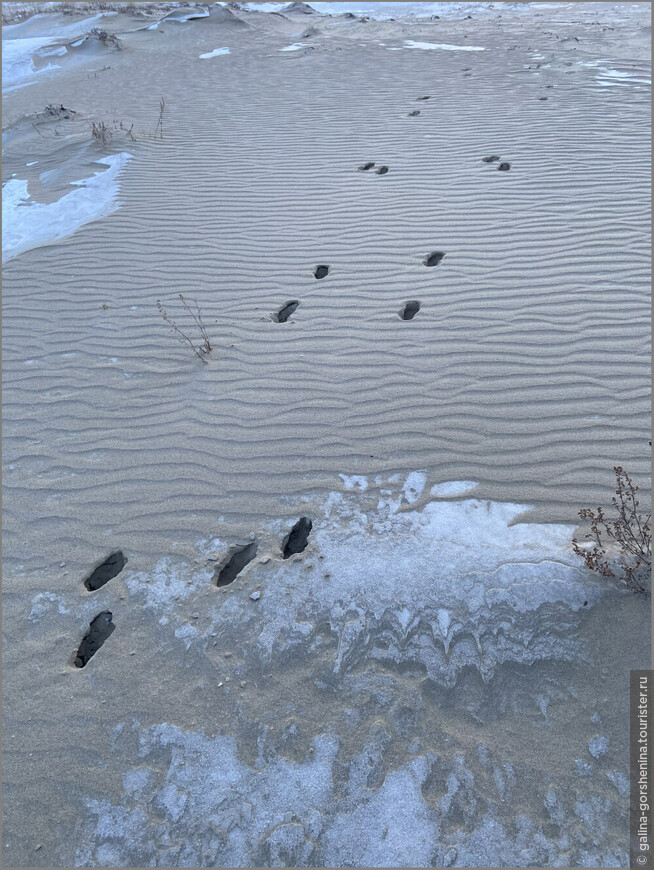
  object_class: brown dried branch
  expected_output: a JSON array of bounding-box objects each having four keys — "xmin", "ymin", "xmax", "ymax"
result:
[
  {"xmin": 572, "ymin": 466, "xmax": 651, "ymax": 594},
  {"xmin": 157, "ymin": 295, "xmax": 212, "ymax": 364}
]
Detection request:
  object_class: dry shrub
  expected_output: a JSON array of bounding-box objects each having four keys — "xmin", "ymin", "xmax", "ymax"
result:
[
  {"xmin": 91, "ymin": 119, "xmax": 135, "ymax": 144},
  {"xmin": 89, "ymin": 27, "xmax": 124, "ymax": 49},
  {"xmin": 157, "ymin": 294, "xmax": 212, "ymax": 364},
  {"xmin": 572, "ymin": 466, "xmax": 651, "ymax": 594}
]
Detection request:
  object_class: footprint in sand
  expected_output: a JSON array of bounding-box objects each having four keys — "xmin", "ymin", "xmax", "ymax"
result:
[
  {"xmin": 375, "ymin": 166, "xmax": 389, "ymax": 175},
  {"xmin": 423, "ymin": 251, "xmax": 445, "ymax": 267},
  {"xmin": 400, "ymin": 301, "xmax": 421, "ymax": 320},
  {"xmin": 73, "ymin": 611, "xmax": 115, "ymax": 668},
  {"xmin": 408, "ymin": 110, "xmax": 421, "ymax": 116},
  {"xmin": 416, "ymin": 95, "xmax": 430, "ymax": 100},
  {"xmin": 273, "ymin": 300, "xmax": 299, "ymax": 323},
  {"xmin": 215, "ymin": 542, "xmax": 258, "ymax": 587},
  {"xmin": 498, "ymin": 162, "xmax": 511, "ymax": 171},
  {"xmin": 314, "ymin": 265, "xmax": 329, "ymax": 279},
  {"xmin": 482, "ymin": 155, "xmax": 501, "ymax": 163},
  {"xmin": 282, "ymin": 517, "xmax": 312, "ymax": 559},
  {"xmin": 84, "ymin": 550, "xmax": 127, "ymax": 591},
  {"xmin": 358, "ymin": 161, "xmax": 375, "ymax": 170}
]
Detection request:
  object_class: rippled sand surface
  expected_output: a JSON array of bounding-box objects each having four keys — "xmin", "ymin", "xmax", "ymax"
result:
[{"xmin": 2, "ymin": 2, "xmax": 651, "ymax": 866}]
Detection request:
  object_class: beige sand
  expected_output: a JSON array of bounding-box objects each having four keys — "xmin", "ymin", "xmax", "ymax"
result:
[{"xmin": 2, "ymin": 2, "xmax": 651, "ymax": 866}]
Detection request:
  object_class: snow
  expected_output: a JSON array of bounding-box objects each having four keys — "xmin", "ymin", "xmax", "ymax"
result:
[
  {"xmin": 2, "ymin": 153, "xmax": 132, "ymax": 263},
  {"xmin": 431, "ymin": 480, "xmax": 478, "ymax": 496},
  {"xmin": 404, "ymin": 39, "xmax": 485, "ymax": 50},
  {"xmin": 199, "ymin": 46, "xmax": 231, "ymax": 58},
  {"xmin": 339, "ymin": 474, "xmax": 368, "ymax": 491}
]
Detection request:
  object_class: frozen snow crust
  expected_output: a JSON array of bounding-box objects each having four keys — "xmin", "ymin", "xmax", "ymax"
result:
[
  {"xmin": 2, "ymin": 153, "xmax": 131, "ymax": 263},
  {"xmin": 64, "ymin": 474, "xmax": 631, "ymax": 867},
  {"xmin": 213, "ymin": 475, "xmax": 599, "ymax": 685}
]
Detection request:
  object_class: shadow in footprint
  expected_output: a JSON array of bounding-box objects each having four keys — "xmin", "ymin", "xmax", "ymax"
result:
[
  {"xmin": 408, "ymin": 110, "xmax": 420, "ymax": 116},
  {"xmin": 314, "ymin": 265, "xmax": 329, "ymax": 279},
  {"xmin": 424, "ymin": 251, "xmax": 445, "ymax": 267},
  {"xmin": 84, "ymin": 551, "xmax": 127, "ymax": 591},
  {"xmin": 401, "ymin": 301, "xmax": 421, "ymax": 320},
  {"xmin": 358, "ymin": 162, "xmax": 375, "ymax": 170},
  {"xmin": 282, "ymin": 517, "xmax": 312, "ymax": 559},
  {"xmin": 416, "ymin": 95, "xmax": 430, "ymax": 100},
  {"xmin": 273, "ymin": 300, "xmax": 299, "ymax": 323},
  {"xmin": 498, "ymin": 162, "xmax": 510, "ymax": 171},
  {"xmin": 215, "ymin": 542, "xmax": 257, "ymax": 587},
  {"xmin": 482, "ymin": 155, "xmax": 500, "ymax": 163},
  {"xmin": 376, "ymin": 166, "xmax": 389, "ymax": 175},
  {"xmin": 74, "ymin": 611, "xmax": 115, "ymax": 668}
]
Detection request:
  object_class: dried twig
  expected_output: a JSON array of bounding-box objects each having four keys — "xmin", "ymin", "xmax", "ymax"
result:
[
  {"xmin": 154, "ymin": 97, "xmax": 165, "ymax": 139},
  {"xmin": 157, "ymin": 294, "xmax": 212, "ymax": 364},
  {"xmin": 572, "ymin": 466, "xmax": 651, "ymax": 594},
  {"xmin": 89, "ymin": 27, "xmax": 123, "ymax": 49},
  {"xmin": 91, "ymin": 120, "xmax": 112, "ymax": 145}
]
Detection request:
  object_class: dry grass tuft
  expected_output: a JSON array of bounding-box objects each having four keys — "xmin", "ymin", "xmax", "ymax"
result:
[{"xmin": 157, "ymin": 294, "xmax": 212, "ymax": 364}]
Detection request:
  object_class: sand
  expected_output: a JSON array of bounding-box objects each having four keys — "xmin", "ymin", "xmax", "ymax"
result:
[{"xmin": 1, "ymin": 1, "xmax": 651, "ymax": 866}]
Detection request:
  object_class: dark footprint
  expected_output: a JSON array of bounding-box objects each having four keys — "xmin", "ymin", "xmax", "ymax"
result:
[
  {"xmin": 215, "ymin": 542, "xmax": 258, "ymax": 587},
  {"xmin": 482, "ymin": 155, "xmax": 500, "ymax": 163},
  {"xmin": 401, "ymin": 301, "xmax": 421, "ymax": 320},
  {"xmin": 74, "ymin": 611, "xmax": 115, "ymax": 668},
  {"xmin": 498, "ymin": 162, "xmax": 511, "ymax": 171},
  {"xmin": 282, "ymin": 517, "xmax": 312, "ymax": 559},
  {"xmin": 424, "ymin": 251, "xmax": 445, "ymax": 267},
  {"xmin": 538, "ymin": 96, "xmax": 548, "ymax": 100},
  {"xmin": 358, "ymin": 162, "xmax": 375, "ymax": 170},
  {"xmin": 314, "ymin": 265, "xmax": 330, "ymax": 279},
  {"xmin": 376, "ymin": 166, "xmax": 389, "ymax": 175},
  {"xmin": 273, "ymin": 300, "xmax": 299, "ymax": 323},
  {"xmin": 84, "ymin": 550, "xmax": 127, "ymax": 591},
  {"xmin": 416, "ymin": 95, "xmax": 430, "ymax": 100},
  {"xmin": 408, "ymin": 110, "xmax": 420, "ymax": 116}
]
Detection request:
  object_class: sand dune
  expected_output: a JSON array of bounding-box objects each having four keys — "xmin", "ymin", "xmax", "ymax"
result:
[{"xmin": 2, "ymin": 1, "xmax": 651, "ymax": 866}]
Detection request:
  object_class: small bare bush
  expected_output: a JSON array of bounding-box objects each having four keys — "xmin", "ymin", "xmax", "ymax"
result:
[
  {"xmin": 157, "ymin": 294, "xmax": 212, "ymax": 364},
  {"xmin": 91, "ymin": 119, "xmax": 135, "ymax": 144},
  {"xmin": 91, "ymin": 121, "xmax": 112, "ymax": 145},
  {"xmin": 89, "ymin": 27, "xmax": 124, "ymax": 49},
  {"xmin": 572, "ymin": 466, "xmax": 651, "ymax": 594}
]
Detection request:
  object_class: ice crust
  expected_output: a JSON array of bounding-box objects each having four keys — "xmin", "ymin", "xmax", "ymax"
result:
[
  {"xmin": 199, "ymin": 46, "xmax": 231, "ymax": 58},
  {"xmin": 404, "ymin": 39, "xmax": 486, "ymax": 50},
  {"xmin": 71, "ymin": 717, "xmax": 625, "ymax": 868},
  {"xmin": 2, "ymin": 12, "xmax": 108, "ymax": 90},
  {"xmin": 66, "ymin": 473, "xmax": 625, "ymax": 866},
  {"xmin": 2, "ymin": 153, "xmax": 132, "ymax": 263}
]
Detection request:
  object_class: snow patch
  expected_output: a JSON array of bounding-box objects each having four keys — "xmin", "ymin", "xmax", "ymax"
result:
[
  {"xmin": 2, "ymin": 153, "xmax": 132, "ymax": 263},
  {"xmin": 431, "ymin": 480, "xmax": 478, "ymax": 497},
  {"xmin": 339, "ymin": 473, "xmax": 368, "ymax": 491},
  {"xmin": 404, "ymin": 39, "xmax": 485, "ymax": 51},
  {"xmin": 199, "ymin": 46, "xmax": 230, "ymax": 58}
]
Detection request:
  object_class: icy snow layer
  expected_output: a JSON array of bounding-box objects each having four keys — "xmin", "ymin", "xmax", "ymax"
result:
[
  {"xmin": 121, "ymin": 472, "xmax": 601, "ymax": 686},
  {"xmin": 1, "ymin": 12, "xmax": 109, "ymax": 91},
  {"xmin": 71, "ymin": 716, "xmax": 628, "ymax": 867},
  {"xmin": 243, "ymin": 2, "xmax": 526, "ymax": 19},
  {"xmin": 247, "ymin": 478, "xmax": 597, "ymax": 683},
  {"xmin": 403, "ymin": 40, "xmax": 486, "ymax": 50},
  {"xmin": 2, "ymin": 153, "xmax": 132, "ymax": 263},
  {"xmin": 65, "ymin": 474, "xmax": 629, "ymax": 867},
  {"xmin": 199, "ymin": 46, "xmax": 231, "ymax": 58}
]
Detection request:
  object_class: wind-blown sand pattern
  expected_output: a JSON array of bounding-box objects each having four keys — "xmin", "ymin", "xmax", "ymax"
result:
[{"xmin": 2, "ymin": 1, "xmax": 651, "ymax": 867}]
